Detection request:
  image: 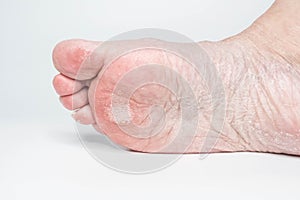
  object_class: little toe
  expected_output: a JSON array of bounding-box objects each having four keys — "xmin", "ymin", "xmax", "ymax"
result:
[
  {"xmin": 72, "ymin": 105, "xmax": 95, "ymax": 125},
  {"xmin": 59, "ymin": 88, "xmax": 89, "ymax": 110},
  {"xmin": 53, "ymin": 74, "xmax": 85, "ymax": 96},
  {"xmin": 52, "ymin": 39, "xmax": 101, "ymax": 80}
]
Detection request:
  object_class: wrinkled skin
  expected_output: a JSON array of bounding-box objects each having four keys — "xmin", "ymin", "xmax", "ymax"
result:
[{"xmin": 52, "ymin": 0, "xmax": 300, "ymax": 155}]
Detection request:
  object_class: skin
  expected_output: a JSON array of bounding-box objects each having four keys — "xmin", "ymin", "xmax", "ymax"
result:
[{"xmin": 52, "ymin": 0, "xmax": 300, "ymax": 155}]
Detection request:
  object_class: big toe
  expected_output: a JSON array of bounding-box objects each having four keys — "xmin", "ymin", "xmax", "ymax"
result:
[{"xmin": 52, "ymin": 39, "xmax": 101, "ymax": 80}]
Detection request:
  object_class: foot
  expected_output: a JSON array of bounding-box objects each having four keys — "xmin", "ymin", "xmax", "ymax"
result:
[{"xmin": 52, "ymin": 4, "xmax": 300, "ymax": 155}]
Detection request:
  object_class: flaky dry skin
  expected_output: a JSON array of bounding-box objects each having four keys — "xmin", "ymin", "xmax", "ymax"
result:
[
  {"xmin": 87, "ymin": 47, "xmax": 214, "ymax": 153},
  {"xmin": 52, "ymin": 0, "xmax": 300, "ymax": 155},
  {"xmin": 202, "ymin": 39, "xmax": 300, "ymax": 154}
]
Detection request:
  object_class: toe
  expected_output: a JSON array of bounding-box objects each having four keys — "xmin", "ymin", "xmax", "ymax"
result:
[
  {"xmin": 52, "ymin": 39, "xmax": 101, "ymax": 80},
  {"xmin": 59, "ymin": 88, "xmax": 89, "ymax": 110},
  {"xmin": 53, "ymin": 74, "xmax": 85, "ymax": 96},
  {"xmin": 72, "ymin": 105, "xmax": 95, "ymax": 125}
]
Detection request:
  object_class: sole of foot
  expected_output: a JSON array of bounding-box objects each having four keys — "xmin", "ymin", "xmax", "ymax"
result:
[{"xmin": 52, "ymin": 34, "xmax": 300, "ymax": 155}]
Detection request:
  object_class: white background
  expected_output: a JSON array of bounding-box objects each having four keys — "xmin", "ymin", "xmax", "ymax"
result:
[{"xmin": 1, "ymin": 0, "xmax": 300, "ymax": 199}]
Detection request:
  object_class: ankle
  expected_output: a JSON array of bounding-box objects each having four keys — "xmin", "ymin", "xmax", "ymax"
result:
[{"xmin": 240, "ymin": 0, "xmax": 300, "ymax": 67}]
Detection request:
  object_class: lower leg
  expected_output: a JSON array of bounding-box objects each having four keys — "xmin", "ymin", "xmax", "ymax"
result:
[{"xmin": 242, "ymin": 0, "xmax": 300, "ymax": 66}]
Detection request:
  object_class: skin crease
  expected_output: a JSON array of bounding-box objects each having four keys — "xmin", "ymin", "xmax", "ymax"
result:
[{"xmin": 52, "ymin": 0, "xmax": 300, "ymax": 155}]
